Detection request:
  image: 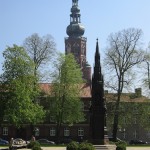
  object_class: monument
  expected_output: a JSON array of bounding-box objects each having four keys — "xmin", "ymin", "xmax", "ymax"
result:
[{"xmin": 90, "ymin": 40, "xmax": 116, "ymax": 150}]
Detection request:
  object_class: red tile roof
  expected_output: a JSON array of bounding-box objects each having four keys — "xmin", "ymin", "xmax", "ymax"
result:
[
  {"xmin": 39, "ymin": 83, "xmax": 149, "ymax": 102},
  {"xmin": 39, "ymin": 83, "xmax": 92, "ymax": 98}
]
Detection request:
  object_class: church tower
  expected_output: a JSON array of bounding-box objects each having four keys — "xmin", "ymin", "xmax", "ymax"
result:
[{"xmin": 65, "ymin": 0, "xmax": 91, "ymax": 82}]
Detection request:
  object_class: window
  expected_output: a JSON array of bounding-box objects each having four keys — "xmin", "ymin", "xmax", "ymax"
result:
[
  {"xmin": 50, "ymin": 127, "xmax": 56, "ymax": 136},
  {"xmin": 78, "ymin": 127, "xmax": 84, "ymax": 136},
  {"xmin": 64, "ymin": 127, "xmax": 70, "ymax": 136},
  {"xmin": 3, "ymin": 127, "xmax": 8, "ymax": 135}
]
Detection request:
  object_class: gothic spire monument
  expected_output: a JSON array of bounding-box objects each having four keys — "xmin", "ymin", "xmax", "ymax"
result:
[
  {"xmin": 65, "ymin": 0, "xmax": 91, "ymax": 82},
  {"xmin": 90, "ymin": 39, "xmax": 109, "ymax": 145}
]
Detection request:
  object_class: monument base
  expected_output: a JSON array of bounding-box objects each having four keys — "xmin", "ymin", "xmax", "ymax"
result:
[{"xmin": 94, "ymin": 145, "xmax": 116, "ymax": 150}]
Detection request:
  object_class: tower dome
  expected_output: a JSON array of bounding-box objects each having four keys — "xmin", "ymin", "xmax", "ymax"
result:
[
  {"xmin": 66, "ymin": 0, "xmax": 85, "ymax": 38},
  {"xmin": 67, "ymin": 24, "xmax": 85, "ymax": 37}
]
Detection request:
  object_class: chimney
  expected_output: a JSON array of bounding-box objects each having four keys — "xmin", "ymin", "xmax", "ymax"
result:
[{"xmin": 135, "ymin": 88, "xmax": 142, "ymax": 97}]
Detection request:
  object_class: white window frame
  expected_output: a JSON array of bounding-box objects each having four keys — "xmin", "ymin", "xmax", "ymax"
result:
[
  {"xmin": 3, "ymin": 127, "xmax": 8, "ymax": 135},
  {"xmin": 78, "ymin": 127, "xmax": 84, "ymax": 136},
  {"xmin": 50, "ymin": 127, "xmax": 56, "ymax": 136},
  {"xmin": 64, "ymin": 127, "xmax": 70, "ymax": 137}
]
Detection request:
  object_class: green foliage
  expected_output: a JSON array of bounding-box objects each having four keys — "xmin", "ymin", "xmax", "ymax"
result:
[
  {"xmin": 115, "ymin": 141, "xmax": 127, "ymax": 150},
  {"xmin": 67, "ymin": 141, "xmax": 95, "ymax": 150},
  {"xmin": 27, "ymin": 141, "xmax": 40, "ymax": 149},
  {"xmin": 67, "ymin": 141, "xmax": 79, "ymax": 150},
  {"xmin": 0, "ymin": 45, "xmax": 45, "ymax": 127},
  {"xmin": 106, "ymin": 102, "xmax": 150, "ymax": 132},
  {"xmin": 79, "ymin": 142, "xmax": 95, "ymax": 150},
  {"xmin": 32, "ymin": 145, "xmax": 42, "ymax": 150},
  {"xmin": 49, "ymin": 53, "xmax": 85, "ymax": 139}
]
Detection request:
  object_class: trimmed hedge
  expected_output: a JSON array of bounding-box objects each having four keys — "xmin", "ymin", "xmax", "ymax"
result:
[
  {"xmin": 115, "ymin": 141, "xmax": 127, "ymax": 150},
  {"xmin": 79, "ymin": 142, "xmax": 95, "ymax": 150},
  {"xmin": 67, "ymin": 141, "xmax": 95, "ymax": 150},
  {"xmin": 27, "ymin": 141, "xmax": 41, "ymax": 150},
  {"xmin": 67, "ymin": 141, "xmax": 79, "ymax": 150}
]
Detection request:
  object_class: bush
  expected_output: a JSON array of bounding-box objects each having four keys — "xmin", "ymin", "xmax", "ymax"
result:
[
  {"xmin": 79, "ymin": 142, "xmax": 95, "ymax": 150},
  {"xmin": 116, "ymin": 144, "xmax": 126, "ymax": 150},
  {"xmin": 67, "ymin": 141, "xmax": 79, "ymax": 150},
  {"xmin": 27, "ymin": 141, "xmax": 40, "ymax": 149},
  {"xmin": 116, "ymin": 141, "xmax": 127, "ymax": 150},
  {"xmin": 32, "ymin": 145, "xmax": 42, "ymax": 150}
]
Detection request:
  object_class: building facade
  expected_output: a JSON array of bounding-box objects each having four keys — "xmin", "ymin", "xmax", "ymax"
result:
[{"xmin": 1, "ymin": 0, "xmax": 150, "ymax": 144}]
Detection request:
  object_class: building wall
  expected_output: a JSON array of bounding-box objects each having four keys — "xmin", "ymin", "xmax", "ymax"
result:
[{"xmin": 1, "ymin": 92, "xmax": 150, "ymax": 143}]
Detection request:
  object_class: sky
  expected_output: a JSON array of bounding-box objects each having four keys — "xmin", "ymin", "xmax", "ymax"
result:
[{"xmin": 0, "ymin": 0, "xmax": 150, "ymax": 75}]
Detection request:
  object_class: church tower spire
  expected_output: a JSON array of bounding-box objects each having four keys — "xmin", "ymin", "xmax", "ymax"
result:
[{"xmin": 65, "ymin": 0, "xmax": 91, "ymax": 82}]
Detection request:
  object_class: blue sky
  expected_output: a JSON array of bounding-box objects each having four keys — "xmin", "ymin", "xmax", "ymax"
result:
[{"xmin": 0, "ymin": 0, "xmax": 150, "ymax": 74}]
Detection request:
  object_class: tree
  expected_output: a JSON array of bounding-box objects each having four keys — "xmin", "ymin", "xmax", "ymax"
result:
[
  {"xmin": 0, "ymin": 45, "xmax": 45, "ymax": 128},
  {"xmin": 23, "ymin": 33, "xmax": 56, "ymax": 81},
  {"xmin": 107, "ymin": 101, "xmax": 150, "ymax": 136},
  {"xmin": 104, "ymin": 28, "xmax": 146, "ymax": 140},
  {"xmin": 49, "ymin": 53, "xmax": 85, "ymax": 142}
]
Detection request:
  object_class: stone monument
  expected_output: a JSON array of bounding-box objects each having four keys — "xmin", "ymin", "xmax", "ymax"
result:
[{"xmin": 90, "ymin": 39, "xmax": 116, "ymax": 150}]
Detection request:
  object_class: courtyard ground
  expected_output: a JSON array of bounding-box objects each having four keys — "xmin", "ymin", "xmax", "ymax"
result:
[
  {"xmin": 41, "ymin": 146, "xmax": 150, "ymax": 150},
  {"xmin": 1, "ymin": 146, "xmax": 150, "ymax": 150}
]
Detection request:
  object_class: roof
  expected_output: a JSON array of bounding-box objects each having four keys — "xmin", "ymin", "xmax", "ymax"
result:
[
  {"xmin": 39, "ymin": 83, "xmax": 149, "ymax": 102},
  {"xmin": 39, "ymin": 83, "xmax": 92, "ymax": 98},
  {"xmin": 105, "ymin": 93, "xmax": 149, "ymax": 102}
]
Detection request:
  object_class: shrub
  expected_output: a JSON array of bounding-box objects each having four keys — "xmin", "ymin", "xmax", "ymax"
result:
[
  {"xmin": 115, "ymin": 141, "xmax": 127, "ymax": 150},
  {"xmin": 27, "ymin": 141, "xmax": 40, "ymax": 149},
  {"xmin": 79, "ymin": 142, "xmax": 95, "ymax": 150},
  {"xmin": 67, "ymin": 141, "xmax": 79, "ymax": 150},
  {"xmin": 116, "ymin": 144, "xmax": 126, "ymax": 150},
  {"xmin": 32, "ymin": 145, "xmax": 42, "ymax": 150}
]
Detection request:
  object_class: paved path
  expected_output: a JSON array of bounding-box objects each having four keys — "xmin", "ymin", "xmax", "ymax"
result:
[
  {"xmin": 2, "ymin": 146, "xmax": 150, "ymax": 150},
  {"xmin": 41, "ymin": 147, "xmax": 66, "ymax": 150},
  {"xmin": 42, "ymin": 147, "xmax": 150, "ymax": 150},
  {"xmin": 127, "ymin": 147, "xmax": 150, "ymax": 150},
  {"xmin": 41, "ymin": 147, "xmax": 150, "ymax": 150}
]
